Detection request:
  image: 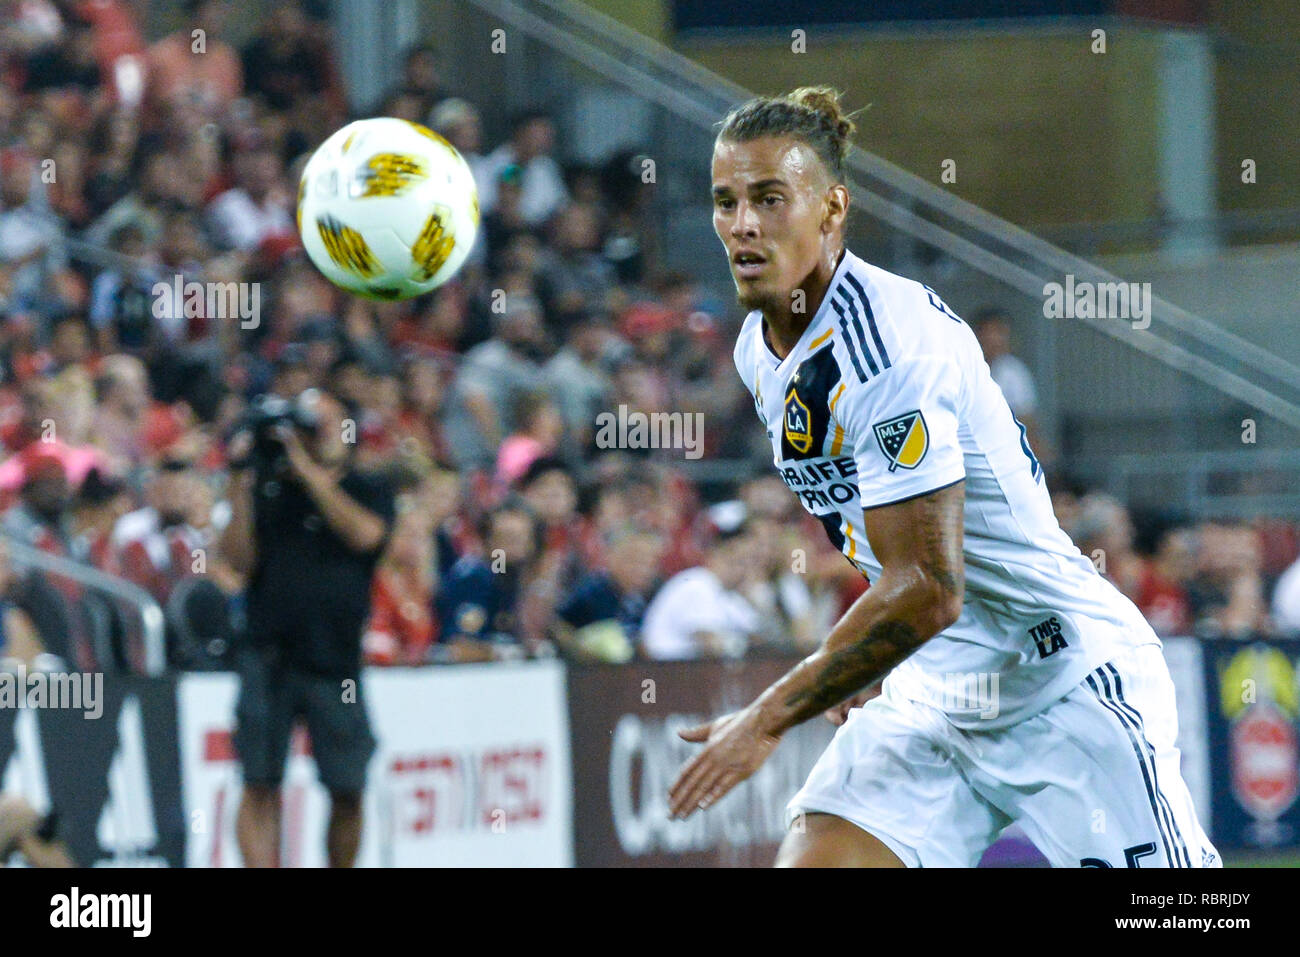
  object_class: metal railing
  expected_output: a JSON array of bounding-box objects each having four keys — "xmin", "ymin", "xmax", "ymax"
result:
[
  {"xmin": 1068, "ymin": 448, "xmax": 1300, "ymax": 520},
  {"xmin": 1, "ymin": 535, "xmax": 167, "ymax": 676}
]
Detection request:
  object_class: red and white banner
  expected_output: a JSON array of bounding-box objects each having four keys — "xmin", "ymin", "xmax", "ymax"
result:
[{"xmin": 177, "ymin": 662, "xmax": 572, "ymax": 867}]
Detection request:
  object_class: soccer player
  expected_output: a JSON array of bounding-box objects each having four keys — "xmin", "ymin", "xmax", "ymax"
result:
[{"xmin": 667, "ymin": 87, "xmax": 1218, "ymax": 868}]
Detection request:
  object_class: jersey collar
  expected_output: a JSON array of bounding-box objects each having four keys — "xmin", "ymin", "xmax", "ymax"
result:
[{"xmin": 758, "ymin": 248, "xmax": 855, "ymax": 375}]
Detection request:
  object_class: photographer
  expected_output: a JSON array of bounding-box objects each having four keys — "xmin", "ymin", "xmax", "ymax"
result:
[{"xmin": 219, "ymin": 387, "xmax": 395, "ymax": 868}]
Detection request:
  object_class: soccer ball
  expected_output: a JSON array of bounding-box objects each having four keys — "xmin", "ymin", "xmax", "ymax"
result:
[{"xmin": 296, "ymin": 116, "xmax": 479, "ymax": 300}]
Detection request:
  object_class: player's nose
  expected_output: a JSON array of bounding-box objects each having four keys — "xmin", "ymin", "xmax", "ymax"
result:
[{"xmin": 730, "ymin": 203, "xmax": 759, "ymax": 239}]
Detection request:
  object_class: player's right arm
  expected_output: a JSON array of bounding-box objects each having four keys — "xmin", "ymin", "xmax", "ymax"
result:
[
  {"xmin": 667, "ymin": 481, "xmax": 964, "ymax": 819},
  {"xmin": 766, "ymin": 346, "xmax": 970, "ymax": 729},
  {"xmin": 753, "ymin": 479, "xmax": 965, "ymax": 734}
]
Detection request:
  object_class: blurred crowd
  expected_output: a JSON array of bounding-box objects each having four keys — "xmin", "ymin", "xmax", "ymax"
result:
[
  {"xmin": 0, "ymin": 0, "xmax": 1297, "ymax": 677},
  {"xmin": 1051, "ymin": 486, "xmax": 1300, "ymax": 640}
]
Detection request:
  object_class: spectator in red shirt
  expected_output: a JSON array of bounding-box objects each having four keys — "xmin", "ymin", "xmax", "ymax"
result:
[
  {"xmin": 1135, "ymin": 526, "xmax": 1195, "ymax": 637},
  {"xmin": 1072, "ymin": 492, "xmax": 1144, "ymax": 602},
  {"xmin": 109, "ymin": 447, "xmax": 225, "ymax": 606},
  {"xmin": 363, "ymin": 505, "xmax": 436, "ymax": 666},
  {"xmin": 392, "ymin": 354, "xmax": 452, "ymax": 464},
  {"xmin": 1188, "ymin": 522, "xmax": 1271, "ymax": 638},
  {"xmin": 390, "ymin": 283, "xmax": 469, "ymax": 359},
  {"xmin": 77, "ymin": 0, "xmax": 147, "ymax": 106}
]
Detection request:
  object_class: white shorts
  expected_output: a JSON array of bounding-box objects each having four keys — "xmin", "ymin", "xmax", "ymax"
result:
[{"xmin": 787, "ymin": 642, "xmax": 1220, "ymax": 868}]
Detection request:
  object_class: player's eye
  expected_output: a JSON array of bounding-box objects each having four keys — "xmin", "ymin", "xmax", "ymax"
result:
[
  {"xmin": 715, "ymin": 197, "xmax": 735, "ymax": 210},
  {"xmin": 761, "ymin": 194, "xmax": 782, "ymax": 206}
]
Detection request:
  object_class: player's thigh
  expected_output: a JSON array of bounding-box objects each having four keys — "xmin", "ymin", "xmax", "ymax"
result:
[
  {"xmin": 775, "ymin": 812, "xmax": 906, "ymax": 867},
  {"xmin": 962, "ymin": 645, "xmax": 1217, "ymax": 868},
  {"xmin": 785, "ymin": 690, "xmax": 1009, "ymax": 867}
]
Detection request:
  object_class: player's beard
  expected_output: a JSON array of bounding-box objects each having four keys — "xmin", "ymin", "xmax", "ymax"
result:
[{"xmin": 736, "ymin": 278, "xmax": 780, "ymax": 314}]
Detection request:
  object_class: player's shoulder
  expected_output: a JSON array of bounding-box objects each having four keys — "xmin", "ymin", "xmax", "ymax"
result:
[
  {"xmin": 833, "ymin": 255, "xmax": 965, "ymax": 362},
  {"xmin": 824, "ymin": 254, "xmax": 977, "ymax": 416},
  {"xmin": 732, "ymin": 310, "xmax": 764, "ymax": 387},
  {"xmin": 840, "ymin": 254, "xmax": 971, "ymax": 359}
]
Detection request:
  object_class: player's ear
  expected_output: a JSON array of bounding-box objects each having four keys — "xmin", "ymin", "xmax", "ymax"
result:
[{"xmin": 822, "ymin": 183, "xmax": 849, "ymax": 233}]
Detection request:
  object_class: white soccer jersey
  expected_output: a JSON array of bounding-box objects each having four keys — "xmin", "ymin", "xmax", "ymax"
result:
[{"xmin": 734, "ymin": 249, "xmax": 1157, "ymax": 728}]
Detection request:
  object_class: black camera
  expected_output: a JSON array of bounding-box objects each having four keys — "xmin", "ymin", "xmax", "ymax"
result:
[{"xmin": 230, "ymin": 390, "xmax": 322, "ymax": 474}]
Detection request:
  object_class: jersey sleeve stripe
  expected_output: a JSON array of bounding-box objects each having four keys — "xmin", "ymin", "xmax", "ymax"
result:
[
  {"xmin": 842, "ymin": 271, "xmax": 892, "ymax": 369},
  {"xmin": 830, "ymin": 298, "xmax": 870, "ymax": 382},
  {"xmin": 834, "ymin": 286, "xmax": 881, "ymax": 376}
]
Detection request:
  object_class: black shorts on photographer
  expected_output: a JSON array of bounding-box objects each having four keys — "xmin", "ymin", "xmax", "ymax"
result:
[{"xmin": 235, "ymin": 463, "xmax": 396, "ymax": 793}]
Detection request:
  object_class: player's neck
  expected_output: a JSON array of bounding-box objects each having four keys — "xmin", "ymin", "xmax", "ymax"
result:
[{"xmin": 761, "ymin": 246, "xmax": 844, "ymax": 360}]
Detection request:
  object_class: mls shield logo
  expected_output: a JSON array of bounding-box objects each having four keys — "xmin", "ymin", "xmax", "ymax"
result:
[
  {"xmin": 784, "ymin": 388, "xmax": 813, "ymax": 454},
  {"xmin": 873, "ymin": 410, "xmax": 929, "ymax": 472}
]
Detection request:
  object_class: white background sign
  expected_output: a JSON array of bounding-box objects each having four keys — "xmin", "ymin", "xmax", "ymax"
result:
[{"xmin": 178, "ymin": 662, "xmax": 572, "ymax": 867}]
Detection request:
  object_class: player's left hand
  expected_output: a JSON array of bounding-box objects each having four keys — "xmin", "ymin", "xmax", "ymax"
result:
[{"xmin": 668, "ymin": 708, "xmax": 780, "ymax": 819}]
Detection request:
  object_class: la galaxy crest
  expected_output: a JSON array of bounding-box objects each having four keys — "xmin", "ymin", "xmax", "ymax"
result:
[
  {"xmin": 873, "ymin": 410, "xmax": 929, "ymax": 471},
  {"xmin": 784, "ymin": 388, "xmax": 813, "ymax": 454}
]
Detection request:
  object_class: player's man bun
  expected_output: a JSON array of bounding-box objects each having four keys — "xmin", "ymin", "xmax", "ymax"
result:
[
  {"xmin": 788, "ymin": 86, "xmax": 857, "ymax": 154},
  {"xmin": 716, "ymin": 86, "xmax": 857, "ymax": 182}
]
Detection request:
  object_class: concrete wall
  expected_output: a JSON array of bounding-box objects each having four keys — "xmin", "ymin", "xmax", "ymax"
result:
[
  {"xmin": 579, "ymin": 0, "xmax": 1298, "ymax": 238},
  {"xmin": 1212, "ymin": 0, "xmax": 1300, "ymax": 224},
  {"xmin": 680, "ymin": 26, "xmax": 1166, "ymax": 234}
]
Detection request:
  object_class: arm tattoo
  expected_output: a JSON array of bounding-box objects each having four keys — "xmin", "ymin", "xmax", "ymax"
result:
[
  {"xmin": 916, "ymin": 483, "xmax": 965, "ymax": 597},
  {"xmin": 781, "ymin": 620, "xmax": 920, "ymax": 727},
  {"xmin": 773, "ymin": 482, "xmax": 965, "ymax": 733}
]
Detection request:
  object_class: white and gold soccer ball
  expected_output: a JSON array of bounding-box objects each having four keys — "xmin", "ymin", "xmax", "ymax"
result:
[{"xmin": 296, "ymin": 116, "xmax": 479, "ymax": 300}]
